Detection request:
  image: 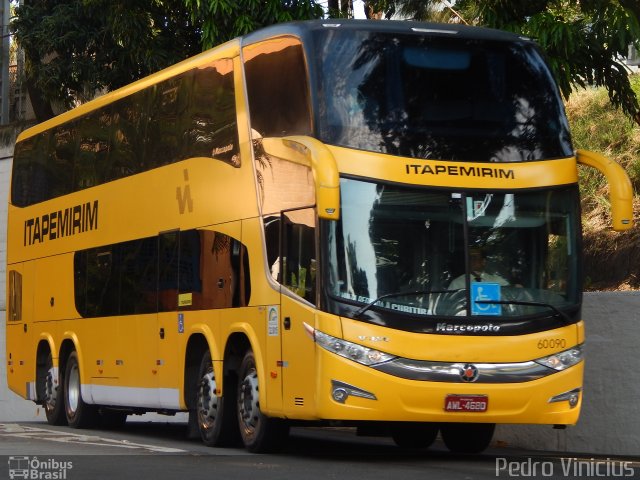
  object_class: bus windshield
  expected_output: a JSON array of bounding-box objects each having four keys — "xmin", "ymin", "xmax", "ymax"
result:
[
  {"xmin": 325, "ymin": 178, "xmax": 580, "ymax": 321},
  {"xmin": 314, "ymin": 30, "xmax": 573, "ymax": 162}
]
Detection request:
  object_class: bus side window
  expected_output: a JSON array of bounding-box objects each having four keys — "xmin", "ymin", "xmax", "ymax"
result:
[
  {"xmin": 147, "ymin": 72, "xmax": 194, "ymax": 167},
  {"xmin": 186, "ymin": 58, "xmax": 239, "ymax": 167},
  {"xmin": 119, "ymin": 237, "xmax": 158, "ymax": 314},
  {"xmin": 264, "ymin": 216, "xmax": 281, "ymax": 282},
  {"xmin": 176, "ymin": 230, "xmax": 202, "ymax": 310},
  {"xmin": 77, "ymin": 247, "xmax": 119, "ymax": 317},
  {"xmin": 199, "ymin": 231, "xmax": 251, "ymax": 309},
  {"xmin": 11, "ymin": 138, "xmax": 36, "ymax": 207},
  {"xmin": 8, "ymin": 270, "xmax": 22, "ymax": 321},
  {"xmin": 243, "ymin": 37, "xmax": 311, "ymax": 139},
  {"xmin": 50, "ymin": 124, "xmax": 78, "ymax": 198},
  {"xmin": 159, "ymin": 229, "xmax": 251, "ymax": 311},
  {"xmin": 12, "ymin": 132, "xmax": 51, "ymax": 207},
  {"xmin": 76, "ymin": 109, "xmax": 112, "ymax": 190},
  {"xmin": 282, "ymin": 208, "xmax": 317, "ymax": 304},
  {"xmin": 158, "ymin": 231, "xmax": 180, "ymax": 312},
  {"xmin": 110, "ymin": 87, "xmax": 154, "ymax": 180}
]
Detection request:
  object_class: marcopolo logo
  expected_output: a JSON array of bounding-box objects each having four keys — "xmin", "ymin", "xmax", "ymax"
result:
[
  {"xmin": 8, "ymin": 456, "xmax": 73, "ymax": 479},
  {"xmin": 436, "ymin": 322, "xmax": 501, "ymax": 333}
]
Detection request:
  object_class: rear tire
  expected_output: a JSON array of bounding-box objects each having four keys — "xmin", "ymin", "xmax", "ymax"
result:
[
  {"xmin": 391, "ymin": 422, "xmax": 439, "ymax": 449},
  {"xmin": 237, "ymin": 349, "xmax": 289, "ymax": 453},
  {"xmin": 43, "ymin": 353, "xmax": 66, "ymax": 426},
  {"xmin": 64, "ymin": 351, "xmax": 98, "ymax": 428},
  {"xmin": 196, "ymin": 350, "xmax": 240, "ymax": 446},
  {"xmin": 441, "ymin": 423, "xmax": 495, "ymax": 454}
]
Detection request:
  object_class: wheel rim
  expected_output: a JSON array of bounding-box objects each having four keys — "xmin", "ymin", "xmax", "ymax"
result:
[
  {"xmin": 44, "ymin": 367, "xmax": 58, "ymax": 411},
  {"xmin": 67, "ymin": 363, "xmax": 80, "ymax": 414},
  {"xmin": 197, "ymin": 371, "xmax": 218, "ymax": 430},
  {"xmin": 238, "ymin": 368, "xmax": 260, "ymax": 434}
]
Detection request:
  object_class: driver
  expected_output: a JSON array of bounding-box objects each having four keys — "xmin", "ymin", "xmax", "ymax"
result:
[{"xmin": 449, "ymin": 247, "xmax": 509, "ymax": 290}]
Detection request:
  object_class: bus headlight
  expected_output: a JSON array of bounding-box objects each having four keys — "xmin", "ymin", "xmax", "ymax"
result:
[
  {"xmin": 534, "ymin": 345, "xmax": 583, "ymax": 371},
  {"xmin": 306, "ymin": 324, "xmax": 396, "ymax": 366}
]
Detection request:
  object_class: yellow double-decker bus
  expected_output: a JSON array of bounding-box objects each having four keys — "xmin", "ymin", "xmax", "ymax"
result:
[{"xmin": 6, "ymin": 20, "xmax": 633, "ymax": 453}]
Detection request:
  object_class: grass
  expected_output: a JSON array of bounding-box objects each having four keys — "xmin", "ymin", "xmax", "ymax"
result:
[{"xmin": 566, "ymin": 75, "xmax": 640, "ymax": 210}]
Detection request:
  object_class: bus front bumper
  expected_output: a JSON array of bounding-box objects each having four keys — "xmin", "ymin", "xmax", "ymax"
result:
[{"xmin": 314, "ymin": 348, "xmax": 583, "ymax": 426}]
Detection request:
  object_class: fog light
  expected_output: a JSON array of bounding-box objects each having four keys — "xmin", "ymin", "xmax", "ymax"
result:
[
  {"xmin": 332, "ymin": 388, "xmax": 348, "ymax": 403},
  {"xmin": 331, "ymin": 380, "xmax": 377, "ymax": 404},
  {"xmin": 549, "ymin": 387, "xmax": 581, "ymax": 408},
  {"xmin": 568, "ymin": 392, "xmax": 579, "ymax": 407}
]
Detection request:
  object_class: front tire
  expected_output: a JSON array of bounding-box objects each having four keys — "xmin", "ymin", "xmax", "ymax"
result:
[
  {"xmin": 237, "ymin": 349, "xmax": 289, "ymax": 452},
  {"xmin": 391, "ymin": 422, "xmax": 439, "ymax": 449},
  {"xmin": 64, "ymin": 351, "xmax": 98, "ymax": 428},
  {"xmin": 196, "ymin": 350, "xmax": 240, "ymax": 446},
  {"xmin": 441, "ymin": 423, "xmax": 495, "ymax": 454}
]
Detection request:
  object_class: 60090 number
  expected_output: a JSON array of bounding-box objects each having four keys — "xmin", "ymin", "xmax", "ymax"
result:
[{"xmin": 537, "ymin": 338, "xmax": 567, "ymax": 349}]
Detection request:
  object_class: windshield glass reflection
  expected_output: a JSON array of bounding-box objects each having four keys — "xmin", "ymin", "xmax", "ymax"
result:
[
  {"xmin": 315, "ymin": 30, "xmax": 573, "ymax": 162},
  {"xmin": 325, "ymin": 178, "xmax": 580, "ymax": 319}
]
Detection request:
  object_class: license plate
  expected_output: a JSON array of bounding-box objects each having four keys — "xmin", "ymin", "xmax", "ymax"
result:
[{"xmin": 445, "ymin": 394, "xmax": 488, "ymax": 412}]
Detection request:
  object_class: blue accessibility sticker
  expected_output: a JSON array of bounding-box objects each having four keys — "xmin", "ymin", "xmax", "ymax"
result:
[{"xmin": 471, "ymin": 282, "xmax": 501, "ymax": 316}]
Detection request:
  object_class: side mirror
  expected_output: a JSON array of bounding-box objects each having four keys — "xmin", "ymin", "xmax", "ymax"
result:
[
  {"xmin": 576, "ymin": 149, "xmax": 634, "ymax": 231},
  {"xmin": 261, "ymin": 136, "xmax": 340, "ymax": 220}
]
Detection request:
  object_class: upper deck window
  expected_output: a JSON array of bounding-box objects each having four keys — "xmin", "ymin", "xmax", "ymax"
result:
[
  {"xmin": 314, "ymin": 29, "xmax": 573, "ymax": 162},
  {"xmin": 12, "ymin": 58, "xmax": 238, "ymax": 207},
  {"xmin": 243, "ymin": 37, "xmax": 312, "ymax": 138}
]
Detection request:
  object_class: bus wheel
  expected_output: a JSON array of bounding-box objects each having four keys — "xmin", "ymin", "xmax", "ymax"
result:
[
  {"xmin": 391, "ymin": 422, "xmax": 439, "ymax": 449},
  {"xmin": 64, "ymin": 351, "xmax": 98, "ymax": 428},
  {"xmin": 196, "ymin": 350, "xmax": 239, "ymax": 446},
  {"xmin": 237, "ymin": 349, "xmax": 289, "ymax": 453},
  {"xmin": 43, "ymin": 353, "xmax": 66, "ymax": 426},
  {"xmin": 440, "ymin": 423, "xmax": 495, "ymax": 454}
]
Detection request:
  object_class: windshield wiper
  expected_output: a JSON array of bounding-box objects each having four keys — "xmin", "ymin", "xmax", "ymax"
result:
[
  {"xmin": 474, "ymin": 299, "xmax": 572, "ymax": 324},
  {"xmin": 352, "ymin": 289, "xmax": 459, "ymax": 318}
]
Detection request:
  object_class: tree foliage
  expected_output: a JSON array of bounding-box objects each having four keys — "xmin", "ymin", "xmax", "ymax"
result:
[
  {"xmin": 183, "ymin": 0, "xmax": 323, "ymax": 49},
  {"xmin": 365, "ymin": 0, "xmax": 640, "ymax": 124},
  {"xmin": 12, "ymin": 0, "xmax": 202, "ymax": 120},
  {"xmin": 328, "ymin": 0, "xmax": 353, "ymax": 18},
  {"xmin": 12, "ymin": 0, "xmax": 323, "ymax": 120}
]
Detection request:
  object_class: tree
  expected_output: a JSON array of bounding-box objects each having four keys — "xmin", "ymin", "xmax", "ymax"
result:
[
  {"xmin": 366, "ymin": 0, "xmax": 640, "ymax": 124},
  {"xmin": 12, "ymin": 0, "xmax": 201, "ymax": 121},
  {"xmin": 328, "ymin": 0, "xmax": 353, "ymax": 18},
  {"xmin": 363, "ymin": 0, "xmax": 452, "ymax": 20},
  {"xmin": 12, "ymin": 0, "xmax": 323, "ymax": 121},
  {"xmin": 183, "ymin": 0, "xmax": 323, "ymax": 50}
]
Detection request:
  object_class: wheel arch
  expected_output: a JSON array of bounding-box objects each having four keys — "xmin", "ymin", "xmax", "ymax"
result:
[
  {"xmin": 58, "ymin": 338, "xmax": 77, "ymax": 377},
  {"xmin": 183, "ymin": 323, "xmax": 267, "ymax": 411},
  {"xmin": 35, "ymin": 337, "xmax": 55, "ymax": 403},
  {"xmin": 183, "ymin": 333, "xmax": 210, "ymax": 410}
]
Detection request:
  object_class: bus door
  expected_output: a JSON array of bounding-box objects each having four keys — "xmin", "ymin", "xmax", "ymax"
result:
[
  {"xmin": 279, "ymin": 208, "xmax": 317, "ymax": 416},
  {"xmin": 156, "ymin": 230, "xmax": 183, "ymax": 407}
]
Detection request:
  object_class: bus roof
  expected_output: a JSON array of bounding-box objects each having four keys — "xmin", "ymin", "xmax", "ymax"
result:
[
  {"xmin": 241, "ymin": 19, "xmax": 532, "ymax": 46},
  {"xmin": 17, "ymin": 19, "xmax": 532, "ymax": 144}
]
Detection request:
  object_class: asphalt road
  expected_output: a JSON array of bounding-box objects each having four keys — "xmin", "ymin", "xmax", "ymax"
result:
[{"xmin": 1, "ymin": 420, "xmax": 638, "ymax": 480}]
